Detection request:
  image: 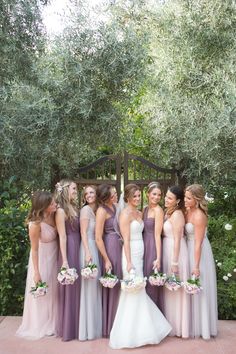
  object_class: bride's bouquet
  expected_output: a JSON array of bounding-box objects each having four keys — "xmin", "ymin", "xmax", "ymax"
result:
[
  {"xmin": 99, "ymin": 270, "xmax": 119, "ymax": 288},
  {"xmin": 30, "ymin": 281, "xmax": 48, "ymax": 298},
  {"xmin": 148, "ymin": 268, "xmax": 167, "ymax": 286},
  {"xmin": 165, "ymin": 274, "xmax": 182, "ymax": 291},
  {"xmin": 121, "ymin": 269, "xmax": 147, "ymax": 294},
  {"xmin": 81, "ymin": 262, "xmax": 98, "ymax": 279},
  {"xmin": 183, "ymin": 276, "xmax": 202, "ymax": 295},
  {"xmin": 57, "ymin": 267, "xmax": 78, "ymax": 285}
]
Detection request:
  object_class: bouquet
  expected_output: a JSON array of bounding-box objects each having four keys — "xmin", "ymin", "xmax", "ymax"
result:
[
  {"xmin": 149, "ymin": 268, "xmax": 167, "ymax": 286},
  {"xmin": 165, "ymin": 274, "xmax": 182, "ymax": 291},
  {"xmin": 57, "ymin": 267, "xmax": 78, "ymax": 285},
  {"xmin": 30, "ymin": 281, "xmax": 48, "ymax": 298},
  {"xmin": 99, "ymin": 270, "xmax": 119, "ymax": 288},
  {"xmin": 81, "ymin": 263, "xmax": 98, "ymax": 279},
  {"xmin": 183, "ymin": 276, "xmax": 202, "ymax": 295},
  {"xmin": 121, "ymin": 269, "xmax": 147, "ymax": 294}
]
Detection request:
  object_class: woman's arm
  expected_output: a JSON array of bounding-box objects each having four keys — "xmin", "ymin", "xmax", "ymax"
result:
[
  {"xmin": 29, "ymin": 222, "xmax": 41, "ymax": 284},
  {"xmin": 55, "ymin": 208, "xmax": 68, "ymax": 268},
  {"xmin": 170, "ymin": 210, "xmax": 185, "ymax": 274},
  {"xmin": 120, "ymin": 211, "xmax": 133, "ymax": 273},
  {"xmin": 193, "ymin": 212, "xmax": 207, "ymax": 277},
  {"xmin": 153, "ymin": 207, "xmax": 164, "ymax": 271},
  {"xmin": 80, "ymin": 207, "xmax": 92, "ymax": 264},
  {"xmin": 95, "ymin": 207, "xmax": 111, "ymax": 271}
]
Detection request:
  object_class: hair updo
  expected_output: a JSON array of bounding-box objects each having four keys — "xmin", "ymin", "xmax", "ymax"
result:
[{"xmin": 147, "ymin": 181, "xmax": 162, "ymax": 194}]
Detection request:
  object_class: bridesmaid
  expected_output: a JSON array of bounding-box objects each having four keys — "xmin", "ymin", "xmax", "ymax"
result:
[
  {"xmin": 95, "ymin": 184, "xmax": 122, "ymax": 338},
  {"xmin": 16, "ymin": 191, "xmax": 58, "ymax": 339},
  {"xmin": 143, "ymin": 182, "xmax": 164, "ymax": 308},
  {"xmin": 79, "ymin": 185, "xmax": 102, "ymax": 340},
  {"xmin": 185, "ymin": 184, "xmax": 217, "ymax": 339},
  {"xmin": 55, "ymin": 179, "xmax": 81, "ymax": 341},
  {"xmin": 162, "ymin": 186, "xmax": 190, "ymax": 338}
]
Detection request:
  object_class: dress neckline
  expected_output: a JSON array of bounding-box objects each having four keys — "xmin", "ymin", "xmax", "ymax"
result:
[
  {"xmin": 131, "ymin": 219, "xmax": 144, "ymax": 226},
  {"xmin": 41, "ymin": 221, "xmax": 56, "ymax": 229}
]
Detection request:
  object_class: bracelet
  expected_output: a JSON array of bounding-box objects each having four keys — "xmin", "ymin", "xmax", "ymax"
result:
[{"xmin": 171, "ymin": 261, "xmax": 179, "ymax": 266}]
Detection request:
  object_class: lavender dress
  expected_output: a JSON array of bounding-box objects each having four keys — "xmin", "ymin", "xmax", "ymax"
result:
[
  {"xmin": 143, "ymin": 207, "xmax": 163, "ymax": 309},
  {"xmin": 101, "ymin": 205, "xmax": 122, "ymax": 338},
  {"xmin": 57, "ymin": 217, "xmax": 81, "ymax": 341}
]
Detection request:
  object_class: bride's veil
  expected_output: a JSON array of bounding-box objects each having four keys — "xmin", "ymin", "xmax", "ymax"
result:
[{"xmin": 114, "ymin": 192, "xmax": 127, "ymax": 241}]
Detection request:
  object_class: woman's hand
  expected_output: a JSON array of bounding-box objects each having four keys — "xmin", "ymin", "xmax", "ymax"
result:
[
  {"xmin": 126, "ymin": 261, "xmax": 134, "ymax": 273},
  {"xmin": 85, "ymin": 250, "xmax": 92, "ymax": 265},
  {"xmin": 153, "ymin": 259, "xmax": 160, "ymax": 271},
  {"xmin": 171, "ymin": 265, "xmax": 179, "ymax": 274},
  {"xmin": 33, "ymin": 272, "xmax": 41, "ymax": 285},
  {"xmin": 62, "ymin": 261, "xmax": 69, "ymax": 269},
  {"xmin": 192, "ymin": 268, "xmax": 200, "ymax": 278},
  {"xmin": 105, "ymin": 259, "xmax": 112, "ymax": 272}
]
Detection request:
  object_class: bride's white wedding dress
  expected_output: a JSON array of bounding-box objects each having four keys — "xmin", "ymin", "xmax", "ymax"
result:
[{"xmin": 109, "ymin": 220, "xmax": 171, "ymax": 349}]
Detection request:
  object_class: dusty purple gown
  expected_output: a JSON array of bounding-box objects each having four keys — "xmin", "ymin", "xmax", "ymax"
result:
[
  {"xmin": 57, "ymin": 216, "xmax": 81, "ymax": 341},
  {"xmin": 101, "ymin": 205, "xmax": 122, "ymax": 338},
  {"xmin": 143, "ymin": 206, "xmax": 163, "ymax": 310}
]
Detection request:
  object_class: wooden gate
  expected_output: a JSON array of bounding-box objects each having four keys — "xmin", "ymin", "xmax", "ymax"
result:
[{"xmin": 75, "ymin": 152, "xmax": 180, "ymax": 207}]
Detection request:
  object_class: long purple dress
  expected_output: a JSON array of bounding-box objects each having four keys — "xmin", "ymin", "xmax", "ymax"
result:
[
  {"xmin": 101, "ymin": 205, "xmax": 122, "ymax": 338},
  {"xmin": 57, "ymin": 216, "xmax": 81, "ymax": 341},
  {"xmin": 143, "ymin": 206, "xmax": 163, "ymax": 309}
]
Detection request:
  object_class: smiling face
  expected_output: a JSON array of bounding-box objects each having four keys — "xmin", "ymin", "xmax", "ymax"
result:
[
  {"xmin": 164, "ymin": 190, "xmax": 178, "ymax": 209},
  {"xmin": 148, "ymin": 187, "xmax": 162, "ymax": 206},
  {"xmin": 84, "ymin": 186, "xmax": 96, "ymax": 205},
  {"xmin": 184, "ymin": 190, "xmax": 196, "ymax": 209},
  {"xmin": 110, "ymin": 188, "xmax": 118, "ymax": 204},
  {"xmin": 128, "ymin": 189, "xmax": 141, "ymax": 208},
  {"xmin": 68, "ymin": 182, "xmax": 78, "ymax": 201}
]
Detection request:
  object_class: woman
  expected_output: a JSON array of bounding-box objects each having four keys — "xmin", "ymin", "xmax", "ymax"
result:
[
  {"xmin": 79, "ymin": 185, "xmax": 102, "ymax": 340},
  {"xmin": 143, "ymin": 182, "xmax": 164, "ymax": 307},
  {"xmin": 109, "ymin": 184, "xmax": 171, "ymax": 349},
  {"xmin": 55, "ymin": 179, "xmax": 81, "ymax": 341},
  {"xmin": 16, "ymin": 191, "xmax": 58, "ymax": 339},
  {"xmin": 95, "ymin": 184, "xmax": 122, "ymax": 338},
  {"xmin": 185, "ymin": 184, "xmax": 217, "ymax": 339},
  {"xmin": 162, "ymin": 185, "xmax": 190, "ymax": 338}
]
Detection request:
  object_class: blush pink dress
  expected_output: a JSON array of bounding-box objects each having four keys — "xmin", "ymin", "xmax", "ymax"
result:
[
  {"xmin": 162, "ymin": 218, "xmax": 190, "ymax": 338},
  {"xmin": 16, "ymin": 222, "xmax": 58, "ymax": 339}
]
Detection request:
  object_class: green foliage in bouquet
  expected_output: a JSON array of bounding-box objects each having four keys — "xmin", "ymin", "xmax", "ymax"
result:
[{"xmin": 0, "ymin": 178, "xmax": 30, "ymax": 315}]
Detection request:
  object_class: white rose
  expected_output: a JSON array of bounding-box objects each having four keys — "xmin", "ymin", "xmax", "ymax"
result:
[
  {"xmin": 233, "ymin": 268, "xmax": 236, "ymax": 273},
  {"xmin": 227, "ymin": 273, "xmax": 232, "ymax": 277},
  {"xmin": 223, "ymin": 276, "xmax": 229, "ymax": 281},
  {"xmin": 225, "ymin": 223, "xmax": 233, "ymax": 231},
  {"xmin": 217, "ymin": 262, "xmax": 222, "ymax": 267}
]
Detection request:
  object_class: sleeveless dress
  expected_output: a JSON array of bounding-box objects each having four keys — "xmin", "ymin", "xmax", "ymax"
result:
[
  {"xmin": 16, "ymin": 222, "xmax": 58, "ymax": 339},
  {"xmin": 109, "ymin": 220, "xmax": 171, "ymax": 349},
  {"xmin": 143, "ymin": 206, "xmax": 163, "ymax": 309},
  {"xmin": 79, "ymin": 205, "xmax": 102, "ymax": 340},
  {"xmin": 162, "ymin": 219, "xmax": 190, "ymax": 338},
  {"xmin": 57, "ymin": 217, "xmax": 81, "ymax": 341},
  {"xmin": 185, "ymin": 223, "xmax": 218, "ymax": 339},
  {"xmin": 101, "ymin": 204, "xmax": 122, "ymax": 338}
]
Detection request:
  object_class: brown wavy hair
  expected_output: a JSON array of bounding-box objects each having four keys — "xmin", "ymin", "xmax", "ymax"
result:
[
  {"xmin": 185, "ymin": 184, "xmax": 208, "ymax": 216},
  {"xmin": 166, "ymin": 185, "xmax": 185, "ymax": 216},
  {"xmin": 124, "ymin": 184, "xmax": 140, "ymax": 203},
  {"xmin": 96, "ymin": 184, "xmax": 112, "ymax": 205},
  {"xmin": 26, "ymin": 191, "xmax": 53, "ymax": 224},
  {"xmin": 54, "ymin": 179, "xmax": 78, "ymax": 221}
]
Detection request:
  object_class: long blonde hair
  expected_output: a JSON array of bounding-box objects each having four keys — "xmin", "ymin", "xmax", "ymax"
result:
[
  {"xmin": 54, "ymin": 179, "xmax": 78, "ymax": 221},
  {"xmin": 185, "ymin": 184, "xmax": 208, "ymax": 216}
]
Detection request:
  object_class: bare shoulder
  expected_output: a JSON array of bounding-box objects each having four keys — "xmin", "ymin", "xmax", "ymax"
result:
[
  {"xmin": 29, "ymin": 221, "xmax": 41, "ymax": 232},
  {"xmin": 120, "ymin": 208, "xmax": 132, "ymax": 223},
  {"xmin": 96, "ymin": 206, "xmax": 107, "ymax": 217},
  {"xmin": 193, "ymin": 209, "xmax": 207, "ymax": 226},
  {"xmin": 56, "ymin": 207, "xmax": 66, "ymax": 219},
  {"xmin": 171, "ymin": 210, "xmax": 185, "ymax": 223},
  {"xmin": 153, "ymin": 205, "xmax": 164, "ymax": 217}
]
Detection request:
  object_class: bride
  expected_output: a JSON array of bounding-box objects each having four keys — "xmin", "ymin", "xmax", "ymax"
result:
[{"xmin": 109, "ymin": 184, "xmax": 171, "ymax": 349}]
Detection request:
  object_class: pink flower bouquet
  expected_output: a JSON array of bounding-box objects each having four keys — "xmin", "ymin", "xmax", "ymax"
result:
[
  {"xmin": 165, "ymin": 274, "xmax": 182, "ymax": 291},
  {"xmin": 121, "ymin": 276, "xmax": 147, "ymax": 293},
  {"xmin": 183, "ymin": 277, "xmax": 202, "ymax": 295},
  {"xmin": 149, "ymin": 268, "xmax": 167, "ymax": 286},
  {"xmin": 81, "ymin": 263, "xmax": 98, "ymax": 279},
  {"xmin": 30, "ymin": 281, "xmax": 48, "ymax": 298},
  {"xmin": 57, "ymin": 267, "xmax": 78, "ymax": 285},
  {"xmin": 99, "ymin": 270, "xmax": 119, "ymax": 288}
]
